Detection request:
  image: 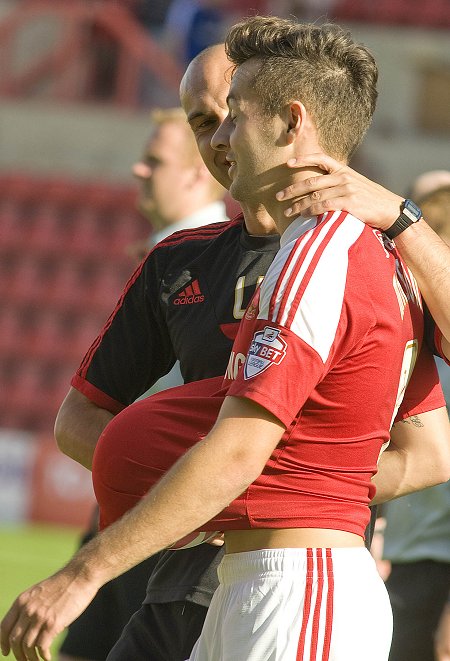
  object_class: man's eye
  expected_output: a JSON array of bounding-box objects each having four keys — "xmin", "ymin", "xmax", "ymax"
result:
[
  {"xmin": 144, "ymin": 155, "xmax": 161, "ymax": 166},
  {"xmin": 197, "ymin": 119, "xmax": 216, "ymax": 131}
]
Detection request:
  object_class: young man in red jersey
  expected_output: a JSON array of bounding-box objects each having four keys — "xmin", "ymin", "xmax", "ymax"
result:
[{"xmin": 3, "ymin": 21, "xmax": 450, "ymax": 661}]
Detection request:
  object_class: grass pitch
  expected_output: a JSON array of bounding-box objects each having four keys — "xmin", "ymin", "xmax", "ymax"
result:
[{"xmin": 0, "ymin": 523, "xmax": 80, "ymax": 660}]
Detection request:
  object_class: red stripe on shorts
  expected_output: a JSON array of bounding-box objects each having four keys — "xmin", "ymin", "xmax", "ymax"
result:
[
  {"xmin": 322, "ymin": 549, "xmax": 334, "ymax": 661},
  {"xmin": 297, "ymin": 548, "xmax": 334, "ymax": 660},
  {"xmin": 310, "ymin": 549, "xmax": 325, "ymax": 661},
  {"xmin": 297, "ymin": 548, "xmax": 314, "ymax": 660}
]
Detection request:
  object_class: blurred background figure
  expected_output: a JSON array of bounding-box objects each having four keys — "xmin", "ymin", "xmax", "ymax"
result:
[
  {"xmin": 411, "ymin": 184, "xmax": 450, "ymax": 247},
  {"xmin": 409, "ymin": 170, "xmax": 450, "ymax": 202},
  {"xmin": 128, "ymin": 106, "xmax": 227, "ymax": 262},
  {"xmin": 163, "ymin": 0, "xmax": 227, "ymax": 66},
  {"xmin": 380, "ymin": 173, "xmax": 450, "ymax": 661}
]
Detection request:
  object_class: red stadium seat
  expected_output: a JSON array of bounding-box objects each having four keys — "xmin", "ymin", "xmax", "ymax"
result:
[{"xmin": 0, "ymin": 173, "xmax": 141, "ymax": 434}]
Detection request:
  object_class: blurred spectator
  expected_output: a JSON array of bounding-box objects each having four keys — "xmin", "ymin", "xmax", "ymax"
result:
[
  {"xmin": 163, "ymin": 0, "xmax": 227, "ymax": 65},
  {"xmin": 412, "ymin": 185, "xmax": 450, "ymax": 246},
  {"xmin": 410, "ymin": 170, "xmax": 450, "ymax": 201},
  {"xmin": 381, "ymin": 175, "xmax": 450, "ymax": 661},
  {"xmin": 128, "ymin": 106, "xmax": 227, "ymax": 261}
]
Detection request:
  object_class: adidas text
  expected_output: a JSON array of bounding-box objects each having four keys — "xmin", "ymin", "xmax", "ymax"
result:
[{"xmin": 174, "ymin": 294, "xmax": 205, "ymax": 305}]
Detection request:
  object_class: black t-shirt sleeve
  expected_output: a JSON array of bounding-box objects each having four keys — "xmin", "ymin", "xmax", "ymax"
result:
[{"xmin": 72, "ymin": 246, "xmax": 176, "ymax": 410}]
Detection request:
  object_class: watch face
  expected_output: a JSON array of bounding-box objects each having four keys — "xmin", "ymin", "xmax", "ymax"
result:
[{"xmin": 402, "ymin": 199, "xmax": 422, "ymax": 222}]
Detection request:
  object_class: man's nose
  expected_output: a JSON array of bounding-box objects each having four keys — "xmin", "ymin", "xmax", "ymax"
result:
[
  {"xmin": 132, "ymin": 161, "xmax": 151, "ymax": 179},
  {"xmin": 211, "ymin": 115, "xmax": 231, "ymax": 152}
]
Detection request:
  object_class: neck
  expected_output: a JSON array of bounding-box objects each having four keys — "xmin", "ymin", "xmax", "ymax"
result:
[
  {"xmin": 263, "ymin": 166, "xmax": 327, "ymax": 235},
  {"xmin": 240, "ymin": 201, "xmax": 278, "ymax": 236}
]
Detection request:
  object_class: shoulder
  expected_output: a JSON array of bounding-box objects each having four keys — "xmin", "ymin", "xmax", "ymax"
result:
[
  {"xmin": 136, "ymin": 216, "xmax": 243, "ymax": 276},
  {"xmin": 153, "ymin": 216, "xmax": 243, "ymax": 251},
  {"xmin": 259, "ymin": 211, "xmax": 383, "ymax": 325}
]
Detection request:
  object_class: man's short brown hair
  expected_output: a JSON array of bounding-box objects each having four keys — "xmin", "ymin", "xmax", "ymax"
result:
[{"xmin": 225, "ymin": 16, "xmax": 378, "ymax": 161}]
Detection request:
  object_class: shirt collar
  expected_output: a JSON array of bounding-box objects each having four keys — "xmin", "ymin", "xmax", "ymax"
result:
[
  {"xmin": 279, "ymin": 215, "xmax": 318, "ymax": 249},
  {"xmin": 149, "ymin": 201, "xmax": 228, "ymax": 247}
]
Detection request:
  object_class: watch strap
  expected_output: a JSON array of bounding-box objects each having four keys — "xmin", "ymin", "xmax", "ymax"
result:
[{"xmin": 384, "ymin": 200, "xmax": 421, "ymax": 240}]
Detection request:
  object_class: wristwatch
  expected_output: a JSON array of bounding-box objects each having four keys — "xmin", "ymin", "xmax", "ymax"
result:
[{"xmin": 384, "ymin": 199, "xmax": 422, "ymax": 240}]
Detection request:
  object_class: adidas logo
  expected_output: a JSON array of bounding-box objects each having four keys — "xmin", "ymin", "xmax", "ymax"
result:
[{"xmin": 173, "ymin": 279, "xmax": 205, "ymax": 305}]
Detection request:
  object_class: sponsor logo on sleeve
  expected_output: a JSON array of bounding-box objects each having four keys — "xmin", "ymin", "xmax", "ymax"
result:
[{"xmin": 244, "ymin": 326, "xmax": 287, "ymax": 379}]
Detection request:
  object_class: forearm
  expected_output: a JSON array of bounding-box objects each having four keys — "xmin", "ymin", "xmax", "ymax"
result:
[
  {"xmin": 54, "ymin": 388, "xmax": 114, "ymax": 470},
  {"xmin": 66, "ymin": 397, "xmax": 284, "ymax": 586},
  {"xmin": 372, "ymin": 407, "xmax": 450, "ymax": 505},
  {"xmin": 435, "ymin": 600, "xmax": 450, "ymax": 661},
  {"xmin": 371, "ymin": 445, "xmax": 417, "ymax": 505},
  {"xmin": 394, "ymin": 221, "xmax": 450, "ymax": 354}
]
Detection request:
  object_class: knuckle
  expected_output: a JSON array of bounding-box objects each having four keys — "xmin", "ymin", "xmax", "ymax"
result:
[
  {"xmin": 311, "ymin": 190, "xmax": 321, "ymax": 201},
  {"xmin": 23, "ymin": 604, "xmax": 36, "ymax": 619},
  {"xmin": 16, "ymin": 595, "xmax": 28, "ymax": 608}
]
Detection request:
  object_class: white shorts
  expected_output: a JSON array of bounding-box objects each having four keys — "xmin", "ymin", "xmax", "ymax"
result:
[{"xmin": 188, "ymin": 547, "xmax": 392, "ymax": 661}]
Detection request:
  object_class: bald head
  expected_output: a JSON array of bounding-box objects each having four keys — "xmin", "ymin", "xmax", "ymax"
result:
[
  {"xmin": 180, "ymin": 44, "xmax": 233, "ymax": 189},
  {"xmin": 180, "ymin": 44, "xmax": 232, "ymax": 102}
]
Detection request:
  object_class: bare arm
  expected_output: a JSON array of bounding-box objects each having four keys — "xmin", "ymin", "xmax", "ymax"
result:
[
  {"xmin": 275, "ymin": 153, "xmax": 450, "ymax": 359},
  {"xmin": 435, "ymin": 600, "xmax": 450, "ymax": 661},
  {"xmin": 54, "ymin": 388, "xmax": 114, "ymax": 470},
  {"xmin": 371, "ymin": 407, "xmax": 450, "ymax": 505},
  {"xmin": 1, "ymin": 396, "xmax": 284, "ymax": 661},
  {"xmin": 393, "ymin": 223, "xmax": 450, "ymax": 359}
]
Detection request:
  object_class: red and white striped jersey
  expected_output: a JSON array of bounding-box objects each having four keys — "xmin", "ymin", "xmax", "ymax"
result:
[
  {"xmin": 214, "ymin": 211, "xmax": 443, "ymax": 537},
  {"xmin": 93, "ymin": 211, "xmax": 444, "ymax": 541}
]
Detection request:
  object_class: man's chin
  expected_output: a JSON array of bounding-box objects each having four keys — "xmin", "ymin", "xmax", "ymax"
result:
[
  {"xmin": 137, "ymin": 199, "xmax": 155, "ymax": 218},
  {"xmin": 213, "ymin": 167, "xmax": 232, "ymax": 191},
  {"xmin": 229, "ymin": 179, "xmax": 246, "ymax": 203}
]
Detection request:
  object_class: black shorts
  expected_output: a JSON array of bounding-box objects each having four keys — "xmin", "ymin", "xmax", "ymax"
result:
[
  {"xmin": 59, "ymin": 556, "xmax": 159, "ymax": 660},
  {"xmin": 106, "ymin": 601, "xmax": 207, "ymax": 661},
  {"xmin": 386, "ymin": 559, "xmax": 450, "ymax": 661}
]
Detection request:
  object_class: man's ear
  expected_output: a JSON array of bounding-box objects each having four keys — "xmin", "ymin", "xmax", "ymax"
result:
[{"xmin": 286, "ymin": 101, "xmax": 306, "ymax": 145}]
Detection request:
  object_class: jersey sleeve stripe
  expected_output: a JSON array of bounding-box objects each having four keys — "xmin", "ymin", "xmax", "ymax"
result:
[
  {"xmin": 268, "ymin": 216, "xmax": 322, "ymax": 321},
  {"xmin": 156, "ymin": 217, "xmax": 242, "ymax": 248},
  {"xmin": 274, "ymin": 213, "xmax": 338, "ymax": 326},
  {"xmin": 267, "ymin": 211, "xmax": 345, "ymax": 327},
  {"xmin": 289, "ymin": 213, "xmax": 365, "ymax": 362},
  {"xmin": 283, "ymin": 211, "xmax": 348, "ymax": 329},
  {"xmin": 71, "ymin": 373, "xmax": 125, "ymax": 414},
  {"xmin": 268, "ymin": 214, "xmax": 327, "ymax": 321},
  {"xmin": 77, "ymin": 258, "xmax": 147, "ymax": 378}
]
